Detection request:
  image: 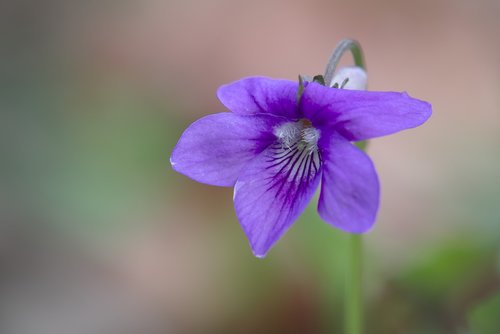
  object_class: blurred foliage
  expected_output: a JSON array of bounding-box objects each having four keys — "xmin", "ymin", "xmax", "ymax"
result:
[
  {"xmin": 401, "ymin": 236, "xmax": 496, "ymax": 301},
  {"xmin": 366, "ymin": 234, "xmax": 499, "ymax": 334},
  {"xmin": 4, "ymin": 65, "xmax": 499, "ymax": 333},
  {"xmin": 468, "ymin": 292, "xmax": 500, "ymax": 334},
  {"xmin": 2, "ymin": 1, "xmax": 499, "ymax": 333}
]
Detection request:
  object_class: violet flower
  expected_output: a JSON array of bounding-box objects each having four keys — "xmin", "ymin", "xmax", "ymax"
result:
[{"xmin": 170, "ymin": 72, "xmax": 431, "ymax": 257}]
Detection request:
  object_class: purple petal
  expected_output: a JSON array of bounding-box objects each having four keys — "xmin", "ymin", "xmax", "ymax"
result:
[
  {"xmin": 171, "ymin": 112, "xmax": 280, "ymax": 186},
  {"xmin": 318, "ymin": 133, "xmax": 379, "ymax": 233},
  {"xmin": 233, "ymin": 141, "xmax": 322, "ymax": 257},
  {"xmin": 301, "ymin": 82, "xmax": 432, "ymax": 141},
  {"xmin": 217, "ymin": 77, "xmax": 300, "ymax": 119}
]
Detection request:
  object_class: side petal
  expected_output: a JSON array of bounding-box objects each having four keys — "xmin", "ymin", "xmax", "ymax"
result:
[
  {"xmin": 301, "ymin": 82, "xmax": 432, "ymax": 141},
  {"xmin": 318, "ymin": 134, "xmax": 379, "ymax": 233},
  {"xmin": 234, "ymin": 142, "xmax": 322, "ymax": 257},
  {"xmin": 170, "ymin": 113, "xmax": 280, "ymax": 186},
  {"xmin": 217, "ymin": 76, "xmax": 300, "ymax": 119}
]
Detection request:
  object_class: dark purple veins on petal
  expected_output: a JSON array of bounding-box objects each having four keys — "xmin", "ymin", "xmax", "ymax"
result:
[
  {"xmin": 233, "ymin": 140, "xmax": 322, "ymax": 257},
  {"xmin": 265, "ymin": 143, "xmax": 321, "ymax": 189}
]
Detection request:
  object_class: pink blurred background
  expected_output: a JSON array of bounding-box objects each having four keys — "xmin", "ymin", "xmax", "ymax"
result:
[{"xmin": 1, "ymin": 0, "xmax": 499, "ymax": 333}]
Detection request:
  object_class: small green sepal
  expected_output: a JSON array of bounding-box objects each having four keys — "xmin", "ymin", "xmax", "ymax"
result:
[
  {"xmin": 354, "ymin": 140, "xmax": 368, "ymax": 151},
  {"xmin": 312, "ymin": 74, "xmax": 326, "ymax": 86},
  {"xmin": 297, "ymin": 75, "xmax": 306, "ymax": 102}
]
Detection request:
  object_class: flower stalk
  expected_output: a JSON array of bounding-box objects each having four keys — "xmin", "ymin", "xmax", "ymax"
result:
[
  {"xmin": 324, "ymin": 39, "xmax": 367, "ymax": 334},
  {"xmin": 346, "ymin": 233, "xmax": 363, "ymax": 334}
]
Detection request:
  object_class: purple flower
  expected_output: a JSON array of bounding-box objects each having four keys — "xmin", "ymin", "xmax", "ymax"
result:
[{"xmin": 170, "ymin": 75, "xmax": 431, "ymax": 257}]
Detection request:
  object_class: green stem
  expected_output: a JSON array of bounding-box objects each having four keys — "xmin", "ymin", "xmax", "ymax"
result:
[
  {"xmin": 346, "ymin": 233, "xmax": 363, "ymax": 334},
  {"xmin": 324, "ymin": 39, "xmax": 367, "ymax": 334}
]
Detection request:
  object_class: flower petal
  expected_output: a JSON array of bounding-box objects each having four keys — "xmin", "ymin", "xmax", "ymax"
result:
[
  {"xmin": 234, "ymin": 142, "xmax": 322, "ymax": 257},
  {"xmin": 301, "ymin": 82, "xmax": 432, "ymax": 141},
  {"xmin": 171, "ymin": 112, "xmax": 280, "ymax": 186},
  {"xmin": 217, "ymin": 77, "xmax": 300, "ymax": 119},
  {"xmin": 318, "ymin": 133, "xmax": 379, "ymax": 233}
]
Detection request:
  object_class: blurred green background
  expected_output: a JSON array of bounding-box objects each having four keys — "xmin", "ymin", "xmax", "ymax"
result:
[{"xmin": 1, "ymin": 0, "xmax": 499, "ymax": 333}]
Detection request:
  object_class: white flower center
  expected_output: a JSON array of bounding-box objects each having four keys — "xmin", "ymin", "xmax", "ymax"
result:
[{"xmin": 274, "ymin": 119, "xmax": 320, "ymax": 154}]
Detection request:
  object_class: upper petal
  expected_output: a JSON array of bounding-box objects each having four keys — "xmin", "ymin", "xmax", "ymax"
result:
[
  {"xmin": 170, "ymin": 112, "xmax": 280, "ymax": 187},
  {"xmin": 234, "ymin": 141, "xmax": 322, "ymax": 257},
  {"xmin": 217, "ymin": 77, "xmax": 300, "ymax": 119},
  {"xmin": 301, "ymin": 82, "xmax": 432, "ymax": 141},
  {"xmin": 318, "ymin": 133, "xmax": 379, "ymax": 233}
]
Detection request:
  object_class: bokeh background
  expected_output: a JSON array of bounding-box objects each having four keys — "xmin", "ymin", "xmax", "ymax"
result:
[{"xmin": 1, "ymin": 0, "xmax": 500, "ymax": 333}]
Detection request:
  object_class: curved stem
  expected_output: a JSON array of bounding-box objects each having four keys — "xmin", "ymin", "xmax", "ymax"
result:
[{"xmin": 323, "ymin": 39, "xmax": 366, "ymax": 85}]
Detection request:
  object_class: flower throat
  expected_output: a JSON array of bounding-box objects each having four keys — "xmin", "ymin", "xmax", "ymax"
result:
[{"xmin": 274, "ymin": 119, "xmax": 320, "ymax": 154}]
